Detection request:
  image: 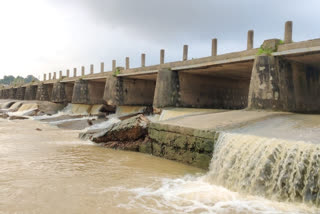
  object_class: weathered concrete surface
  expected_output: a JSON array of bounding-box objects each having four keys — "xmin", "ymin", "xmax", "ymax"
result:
[
  {"xmin": 16, "ymin": 87, "xmax": 26, "ymax": 100},
  {"xmin": 148, "ymin": 110, "xmax": 286, "ymax": 169},
  {"xmin": 24, "ymin": 85, "xmax": 38, "ymax": 100},
  {"xmin": 72, "ymin": 79, "xmax": 105, "ymax": 104},
  {"xmin": 51, "ymin": 82, "xmax": 67, "ymax": 103},
  {"xmin": 9, "ymin": 88, "xmax": 17, "ymax": 99},
  {"xmin": 248, "ymin": 55, "xmax": 320, "ymax": 113},
  {"xmin": 153, "ymin": 69, "xmax": 180, "ymax": 108},
  {"xmin": 103, "ymin": 75, "xmax": 119, "ymax": 106},
  {"xmin": 36, "ymin": 84, "xmax": 51, "ymax": 101},
  {"xmin": 179, "ymin": 72, "xmax": 249, "ymax": 109},
  {"xmin": 72, "ymin": 80, "xmax": 89, "ymax": 104}
]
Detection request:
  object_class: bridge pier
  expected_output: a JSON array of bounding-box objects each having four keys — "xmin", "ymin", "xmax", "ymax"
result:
[
  {"xmin": 104, "ymin": 75, "xmax": 156, "ymax": 107},
  {"xmin": 51, "ymin": 82, "xmax": 68, "ymax": 103},
  {"xmin": 248, "ymin": 55, "xmax": 320, "ymax": 113},
  {"xmin": 72, "ymin": 79, "xmax": 105, "ymax": 104},
  {"xmin": 24, "ymin": 85, "xmax": 38, "ymax": 100},
  {"xmin": 16, "ymin": 87, "xmax": 26, "ymax": 100},
  {"xmin": 36, "ymin": 83, "xmax": 52, "ymax": 101},
  {"xmin": 9, "ymin": 88, "xmax": 17, "ymax": 99}
]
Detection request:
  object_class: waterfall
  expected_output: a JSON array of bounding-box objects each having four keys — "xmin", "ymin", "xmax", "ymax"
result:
[{"xmin": 206, "ymin": 132, "xmax": 320, "ymax": 206}]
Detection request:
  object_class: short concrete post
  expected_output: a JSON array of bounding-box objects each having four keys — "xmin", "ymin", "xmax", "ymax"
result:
[
  {"xmin": 284, "ymin": 21, "xmax": 293, "ymax": 44},
  {"xmin": 53, "ymin": 72, "xmax": 56, "ymax": 80},
  {"xmin": 183, "ymin": 45, "xmax": 188, "ymax": 61},
  {"xmin": 81, "ymin": 66, "xmax": 85, "ymax": 76},
  {"xmin": 100, "ymin": 62, "xmax": 104, "ymax": 73},
  {"xmin": 59, "ymin": 71, "xmax": 62, "ymax": 78},
  {"xmin": 112, "ymin": 60, "xmax": 116, "ymax": 72},
  {"xmin": 160, "ymin": 49, "xmax": 165, "ymax": 64},
  {"xmin": 141, "ymin": 53, "xmax": 146, "ymax": 67},
  {"xmin": 247, "ymin": 30, "xmax": 254, "ymax": 50},
  {"xmin": 49, "ymin": 73, "xmax": 52, "ymax": 80},
  {"xmin": 90, "ymin": 64, "xmax": 94, "ymax": 74},
  {"xmin": 212, "ymin": 38, "xmax": 217, "ymax": 56},
  {"xmin": 125, "ymin": 57, "xmax": 130, "ymax": 69},
  {"xmin": 67, "ymin": 69, "xmax": 70, "ymax": 77},
  {"xmin": 73, "ymin": 68, "xmax": 77, "ymax": 77},
  {"xmin": 43, "ymin": 74, "xmax": 47, "ymax": 81}
]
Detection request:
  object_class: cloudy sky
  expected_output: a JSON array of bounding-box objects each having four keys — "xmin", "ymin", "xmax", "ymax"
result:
[{"xmin": 0, "ymin": 0, "xmax": 319, "ymax": 80}]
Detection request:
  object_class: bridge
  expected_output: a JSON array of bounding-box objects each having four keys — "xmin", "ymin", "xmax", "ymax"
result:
[{"xmin": 1, "ymin": 21, "xmax": 320, "ymax": 113}]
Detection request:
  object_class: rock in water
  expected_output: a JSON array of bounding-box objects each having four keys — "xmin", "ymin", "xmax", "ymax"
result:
[
  {"xmin": 80, "ymin": 114, "xmax": 150, "ymax": 151},
  {"xmin": 8, "ymin": 116, "xmax": 29, "ymax": 120}
]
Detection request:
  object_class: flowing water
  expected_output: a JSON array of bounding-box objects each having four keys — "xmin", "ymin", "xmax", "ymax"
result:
[{"xmin": 1, "ymin": 101, "xmax": 320, "ymax": 213}]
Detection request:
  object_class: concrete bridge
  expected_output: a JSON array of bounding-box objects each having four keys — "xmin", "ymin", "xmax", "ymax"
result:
[{"xmin": 1, "ymin": 21, "xmax": 320, "ymax": 113}]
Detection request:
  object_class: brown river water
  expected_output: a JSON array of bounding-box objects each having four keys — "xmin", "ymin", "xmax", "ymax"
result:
[{"xmin": 0, "ymin": 114, "xmax": 320, "ymax": 213}]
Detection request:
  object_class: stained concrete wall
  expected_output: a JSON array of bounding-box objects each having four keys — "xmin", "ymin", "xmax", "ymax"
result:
[
  {"xmin": 248, "ymin": 55, "xmax": 320, "ymax": 113},
  {"xmin": 72, "ymin": 80, "xmax": 105, "ymax": 104},
  {"xmin": 179, "ymin": 73, "xmax": 249, "ymax": 109},
  {"xmin": 36, "ymin": 84, "xmax": 52, "ymax": 101},
  {"xmin": 65, "ymin": 83, "xmax": 74, "ymax": 103},
  {"xmin": 104, "ymin": 76, "xmax": 155, "ymax": 106},
  {"xmin": 51, "ymin": 82, "xmax": 67, "ymax": 103},
  {"xmin": 25, "ymin": 85, "xmax": 38, "ymax": 100},
  {"xmin": 16, "ymin": 87, "xmax": 26, "ymax": 100},
  {"xmin": 121, "ymin": 79, "xmax": 156, "ymax": 106},
  {"xmin": 153, "ymin": 69, "xmax": 249, "ymax": 109},
  {"xmin": 9, "ymin": 88, "xmax": 17, "ymax": 99}
]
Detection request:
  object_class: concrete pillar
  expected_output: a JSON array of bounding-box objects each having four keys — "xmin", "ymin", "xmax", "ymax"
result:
[
  {"xmin": 59, "ymin": 71, "xmax": 62, "ymax": 78},
  {"xmin": 100, "ymin": 62, "xmax": 104, "ymax": 73},
  {"xmin": 53, "ymin": 72, "xmax": 56, "ymax": 80},
  {"xmin": 67, "ymin": 69, "xmax": 70, "ymax": 77},
  {"xmin": 112, "ymin": 60, "xmax": 116, "ymax": 72},
  {"xmin": 284, "ymin": 21, "xmax": 293, "ymax": 44},
  {"xmin": 247, "ymin": 30, "xmax": 254, "ymax": 50},
  {"xmin": 51, "ymin": 82, "xmax": 67, "ymax": 103},
  {"xmin": 24, "ymin": 85, "xmax": 37, "ymax": 100},
  {"xmin": 72, "ymin": 79, "xmax": 89, "ymax": 104},
  {"xmin": 90, "ymin": 64, "xmax": 94, "ymax": 74},
  {"xmin": 73, "ymin": 68, "xmax": 77, "ymax": 77},
  {"xmin": 81, "ymin": 66, "xmax": 85, "ymax": 76},
  {"xmin": 141, "ymin": 53, "xmax": 146, "ymax": 67},
  {"xmin": 43, "ymin": 74, "xmax": 47, "ymax": 81},
  {"xmin": 125, "ymin": 57, "xmax": 130, "ymax": 69},
  {"xmin": 183, "ymin": 45, "xmax": 188, "ymax": 61},
  {"xmin": 16, "ymin": 87, "xmax": 26, "ymax": 100},
  {"xmin": 160, "ymin": 49, "xmax": 165, "ymax": 64},
  {"xmin": 212, "ymin": 38, "xmax": 217, "ymax": 56},
  {"xmin": 153, "ymin": 69, "xmax": 180, "ymax": 108},
  {"xmin": 36, "ymin": 83, "xmax": 50, "ymax": 101},
  {"xmin": 49, "ymin": 73, "xmax": 52, "ymax": 80}
]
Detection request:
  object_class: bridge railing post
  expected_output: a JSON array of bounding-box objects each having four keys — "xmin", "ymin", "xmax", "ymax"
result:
[
  {"xmin": 43, "ymin": 74, "xmax": 47, "ymax": 81},
  {"xmin": 90, "ymin": 64, "xmax": 94, "ymax": 74},
  {"xmin": 53, "ymin": 72, "xmax": 56, "ymax": 80},
  {"xmin": 126, "ymin": 57, "xmax": 130, "ymax": 69},
  {"xmin": 247, "ymin": 30, "xmax": 254, "ymax": 50},
  {"xmin": 212, "ymin": 38, "xmax": 217, "ymax": 56},
  {"xmin": 160, "ymin": 49, "xmax": 165, "ymax": 64},
  {"xmin": 112, "ymin": 60, "xmax": 116, "ymax": 72},
  {"xmin": 73, "ymin": 68, "xmax": 77, "ymax": 77},
  {"xmin": 284, "ymin": 21, "xmax": 293, "ymax": 44},
  {"xmin": 59, "ymin": 71, "xmax": 62, "ymax": 78},
  {"xmin": 49, "ymin": 73, "xmax": 52, "ymax": 80},
  {"xmin": 183, "ymin": 45, "xmax": 188, "ymax": 61},
  {"xmin": 67, "ymin": 69, "xmax": 70, "ymax": 77},
  {"xmin": 100, "ymin": 62, "xmax": 104, "ymax": 73},
  {"xmin": 81, "ymin": 66, "xmax": 85, "ymax": 76},
  {"xmin": 141, "ymin": 53, "xmax": 146, "ymax": 67}
]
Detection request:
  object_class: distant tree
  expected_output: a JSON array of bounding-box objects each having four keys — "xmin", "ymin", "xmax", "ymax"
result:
[{"xmin": 0, "ymin": 75, "xmax": 39, "ymax": 85}]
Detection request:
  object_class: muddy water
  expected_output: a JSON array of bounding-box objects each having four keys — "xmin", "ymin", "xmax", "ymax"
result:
[{"xmin": 0, "ymin": 119, "xmax": 318, "ymax": 213}]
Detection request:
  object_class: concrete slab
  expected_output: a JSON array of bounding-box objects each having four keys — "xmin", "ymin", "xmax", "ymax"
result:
[{"xmin": 155, "ymin": 110, "xmax": 288, "ymax": 131}]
